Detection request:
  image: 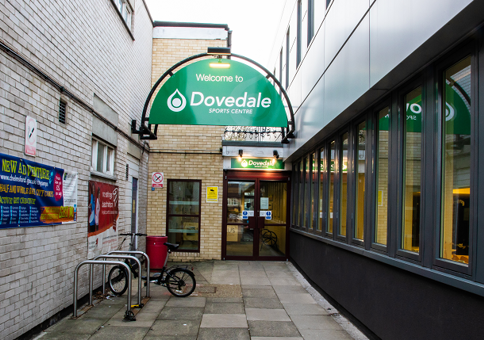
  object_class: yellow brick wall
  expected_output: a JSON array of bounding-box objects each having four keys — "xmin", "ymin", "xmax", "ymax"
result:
[{"xmin": 148, "ymin": 37, "xmax": 227, "ymax": 261}]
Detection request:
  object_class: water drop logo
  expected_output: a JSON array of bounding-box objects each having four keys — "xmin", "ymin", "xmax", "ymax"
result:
[
  {"xmin": 167, "ymin": 89, "xmax": 187, "ymax": 112},
  {"xmin": 445, "ymin": 103, "xmax": 455, "ymax": 121}
]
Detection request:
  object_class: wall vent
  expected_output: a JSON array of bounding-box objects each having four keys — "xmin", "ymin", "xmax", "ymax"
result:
[{"xmin": 59, "ymin": 100, "xmax": 67, "ymax": 124}]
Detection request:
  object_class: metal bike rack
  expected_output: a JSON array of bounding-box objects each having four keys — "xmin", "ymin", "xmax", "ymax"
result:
[
  {"xmin": 73, "ymin": 260, "xmax": 133, "ymax": 319},
  {"xmin": 107, "ymin": 250, "xmax": 151, "ymax": 298},
  {"xmin": 94, "ymin": 255, "xmax": 142, "ymax": 306}
]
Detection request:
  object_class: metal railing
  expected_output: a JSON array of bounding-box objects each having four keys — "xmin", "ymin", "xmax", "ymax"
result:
[
  {"xmin": 73, "ymin": 260, "xmax": 132, "ymax": 319},
  {"xmin": 107, "ymin": 250, "xmax": 150, "ymax": 298},
  {"xmin": 94, "ymin": 255, "xmax": 142, "ymax": 306}
]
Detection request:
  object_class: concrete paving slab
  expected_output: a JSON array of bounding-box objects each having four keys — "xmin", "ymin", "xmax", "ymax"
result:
[
  {"xmin": 244, "ymin": 297, "xmax": 283, "ymax": 309},
  {"xmin": 278, "ymin": 293, "xmax": 318, "ymax": 304},
  {"xmin": 246, "ymin": 308, "xmax": 290, "ymax": 321},
  {"xmin": 283, "ymin": 303, "xmax": 330, "ymax": 316},
  {"xmin": 200, "ymin": 314, "xmax": 248, "ymax": 328},
  {"xmin": 149, "ymin": 319, "xmax": 200, "ymax": 336},
  {"xmin": 299, "ymin": 329, "xmax": 355, "ymax": 340},
  {"xmin": 81, "ymin": 303, "xmax": 123, "ymax": 319},
  {"xmin": 210, "ymin": 277, "xmax": 241, "ymax": 284},
  {"xmin": 240, "ymin": 276, "xmax": 271, "ymax": 285},
  {"xmin": 269, "ymin": 277, "xmax": 300, "ymax": 286},
  {"xmin": 88, "ymin": 326, "xmax": 150, "ymax": 340},
  {"xmin": 165, "ymin": 296, "xmax": 206, "ymax": 307},
  {"xmin": 242, "ymin": 288, "xmax": 277, "ymax": 298},
  {"xmin": 251, "ymin": 338, "xmax": 303, "ymax": 340},
  {"xmin": 291, "ymin": 315, "xmax": 344, "ymax": 330},
  {"xmin": 43, "ymin": 318, "xmax": 106, "ymax": 334},
  {"xmin": 204, "ymin": 302, "xmax": 245, "ymax": 314},
  {"xmin": 137, "ymin": 298, "xmax": 166, "ymax": 313},
  {"xmin": 35, "ymin": 333, "xmax": 91, "ymax": 340},
  {"xmin": 207, "ymin": 297, "xmax": 243, "ymax": 303},
  {"xmin": 248, "ymin": 320, "xmax": 301, "ymax": 338},
  {"xmin": 272, "ymin": 285, "xmax": 308, "ymax": 295},
  {"xmin": 144, "ymin": 336, "xmax": 196, "ymax": 340},
  {"xmin": 106, "ymin": 312, "xmax": 158, "ymax": 327},
  {"xmin": 241, "ymin": 285, "xmax": 274, "ymax": 290},
  {"xmin": 158, "ymin": 307, "xmax": 204, "ymax": 320},
  {"xmin": 198, "ymin": 328, "xmax": 250, "ymax": 340}
]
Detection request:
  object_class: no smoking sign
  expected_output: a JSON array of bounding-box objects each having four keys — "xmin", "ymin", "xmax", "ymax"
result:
[{"xmin": 151, "ymin": 172, "xmax": 164, "ymax": 189}]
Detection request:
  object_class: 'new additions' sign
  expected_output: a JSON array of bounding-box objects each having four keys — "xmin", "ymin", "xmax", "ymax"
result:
[
  {"xmin": 231, "ymin": 158, "xmax": 284, "ymax": 170},
  {"xmin": 149, "ymin": 59, "xmax": 287, "ymax": 127}
]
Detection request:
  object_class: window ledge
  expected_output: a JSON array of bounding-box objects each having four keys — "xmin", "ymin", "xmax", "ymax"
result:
[
  {"xmin": 91, "ymin": 171, "xmax": 117, "ymax": 182},
  {"xmin": 290, "ymin": 228, "xmax": 484, "ymax": 298}
]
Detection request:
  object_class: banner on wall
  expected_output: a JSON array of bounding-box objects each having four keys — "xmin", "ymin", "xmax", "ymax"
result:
[
  {"xmin": 87, "ymin": 181, "xmax": 119, "ymax": 259},
  {"xmin": 0, "ymin": 153, "xmax": 77, "ymax": 229}
]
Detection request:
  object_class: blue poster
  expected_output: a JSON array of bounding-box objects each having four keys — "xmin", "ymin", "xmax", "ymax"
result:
[{"xmin": 0, "ymin": 153, "xmax": 77, "ymax": 229}]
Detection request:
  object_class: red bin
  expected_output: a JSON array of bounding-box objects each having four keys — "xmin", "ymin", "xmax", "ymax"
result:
[{"xmin": 146, "ymin": 236, "xmax": 168, "ymax": 270}]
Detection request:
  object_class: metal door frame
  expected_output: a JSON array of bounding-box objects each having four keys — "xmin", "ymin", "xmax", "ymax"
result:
[{"xmin": 222, "ymin": 170, "xmax": 291, "ymax": 261}]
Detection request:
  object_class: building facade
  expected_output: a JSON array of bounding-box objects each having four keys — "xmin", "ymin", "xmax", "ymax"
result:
[
  {"xmin": 269, "ymin": 0, "xmax": 484, "ymax": 339},
  {"xmin": 0, "ymin": 1, "xmax": 152, "ymax": 339}
]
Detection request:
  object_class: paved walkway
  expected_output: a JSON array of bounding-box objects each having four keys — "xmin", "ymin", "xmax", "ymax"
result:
[{"xmin": 35, "ymin": 261, "xmax": 367, "ymax": 340}]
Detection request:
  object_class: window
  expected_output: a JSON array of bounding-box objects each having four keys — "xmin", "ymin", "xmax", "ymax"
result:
[
  {"xmin": 292, "ymin": 162, "xmax": 300, "ymax": 226},
  {"xmin": 328, "ymin": 140, "xmax": 336, "ymax": 234},
  {"xmin": 167, "ymin": 180, "xmax": 201, "ymax": 252},
  {"xmin": 304, "ymin": 156, "xmax": 311, "ymax": 228},
  {"xmin": 318, "ymin": 147, "xmax": 326, "ymax": 232},
  {"xmin": 286, "ymin": 28, "xmax": 290, "ymax": 89},
  {"xmin": 310, "ymin": 152, "xmax": 317, "ymax": 230},
  {"xmin": 91, "ymin": 138, "xmax": 115, "ymax": 176},
  {"xmin": 354, "ymin": 121, "xmax": 366, "ymax": 241},
  {"xmin": 307, "ymin": 0, "xmax": 314, "ymax": 45},
  {"xmin": 339, "ymin": 133, "xmax": 349, "ymax": 238},
  {"xmin": 113, "ymin": 0, "xmax": 132, "ymax": 30},
  {"xmin": 375, "ymin": 107, "xmax": 390, "ymax": 246},
  {"xmin": 297, "ymin": 0, "xmax": 302, "ymax": 67},
  {"xmin": 440, "ymin": 56, "xmax": 472, "ymax": 266},
  {"xmin": 402, "ymin": 86, "xmax": 423, "ymax": 253},
  {"xmin": 299, "ymin": 158, "xmax": 305, "ymax": 227}
]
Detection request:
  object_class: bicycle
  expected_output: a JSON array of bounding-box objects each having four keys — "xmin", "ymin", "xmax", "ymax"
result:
[{"xmin": 108, "ymin": 233, "xmax": 196, "ymax": 298}]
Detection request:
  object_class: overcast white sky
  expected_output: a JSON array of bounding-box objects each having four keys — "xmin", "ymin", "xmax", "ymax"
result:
[{"xmin": 145, "ymin": 0, "xmax": 287, "ymax": 69}]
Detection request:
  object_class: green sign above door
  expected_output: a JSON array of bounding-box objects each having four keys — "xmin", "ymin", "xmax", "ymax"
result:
[
  {"xmin": 148, "ymin": 59, "xmax": 288, "ymax": 127},
  {"xmin": 231, "ymin": 158, "xmax": 284, "ymax": 170}
]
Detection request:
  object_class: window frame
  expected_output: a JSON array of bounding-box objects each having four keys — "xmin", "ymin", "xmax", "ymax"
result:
[
  {"xmin": 396, "ymin": 78, "xmax": 425, "ymax": 263},
  {"xmin": 91, "ymin": 138, "xmax": 115, "ymax": 177},
  {"xmin": 351, "ymin": 117, "xmax": 368, "ymax": 247},
  {"xmin": 166, "ymin": 179, "xmax": 202, "ymax": 253},
  {"xmin": 433, "ymin": 43, "xmax": 477, "ymax": 276},
  {"xmin": 371, "ymin": 100, "xmax": 392, "ymax": 253},
  {"xmin": 296, "ymin": 0, "xmax": 302, "ymax": 67}
]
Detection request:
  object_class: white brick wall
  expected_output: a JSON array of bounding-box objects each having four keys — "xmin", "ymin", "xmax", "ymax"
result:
[{"xmin": 0, "ymin": 1, "xmax": 153, "ymax": 339}]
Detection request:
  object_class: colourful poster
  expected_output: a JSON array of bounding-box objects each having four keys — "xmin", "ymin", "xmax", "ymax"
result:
[
  {"xmin": 87, "ymin": 181, "xmax": 119, "ymax": 259},
  {"xmin": 0, "ymin": 153, "xmax": 77, "ymax": 229}
]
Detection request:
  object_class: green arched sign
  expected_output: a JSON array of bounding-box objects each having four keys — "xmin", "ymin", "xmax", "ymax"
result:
[{"xmin": 148, "ymin": 59, "xmax": 287, "ymax": 127}]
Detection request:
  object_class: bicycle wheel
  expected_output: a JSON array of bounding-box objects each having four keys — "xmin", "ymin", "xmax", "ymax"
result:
[
  {"xmin": 165, "ymin": 268, "xmax": 196, "ymax": 297},
  {"xmin": 108, "ymin": 266, "xmax": 128, "ymax": 296},
  {"xmin": 261, "ymin": 229, "xmax": 277, "ymax": 246}
]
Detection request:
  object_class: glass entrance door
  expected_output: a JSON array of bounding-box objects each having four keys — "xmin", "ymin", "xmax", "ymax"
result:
[
  {"xmin": 258, "ymin": 181, "xmax": 287, "ymax": 257},
  {"xmin": 224, "ymin": 175, "xmax": 289, "ymax": 260},
  {"xmin": 226, "ymin": 181, "xmax": 256, "ymax": 257}
]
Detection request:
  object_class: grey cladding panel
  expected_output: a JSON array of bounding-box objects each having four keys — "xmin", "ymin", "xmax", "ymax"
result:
[
  {"xmin": 369, "ymin": 0, "xmax": 472, "ymax": 87},
  {"xmin": 93, "ymin": 94, "xmax": 119, "ymax": 126}
]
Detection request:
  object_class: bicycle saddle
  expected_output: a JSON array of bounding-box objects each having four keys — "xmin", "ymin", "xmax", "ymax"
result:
[{"xmin": 164, "ymin": 242, "xmax": 180, "ymax": 251}]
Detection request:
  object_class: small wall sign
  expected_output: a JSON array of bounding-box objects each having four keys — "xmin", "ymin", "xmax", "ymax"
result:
[{"xmin": 207, "ymin": 186, "xmax": 218, "ymax": 202}]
